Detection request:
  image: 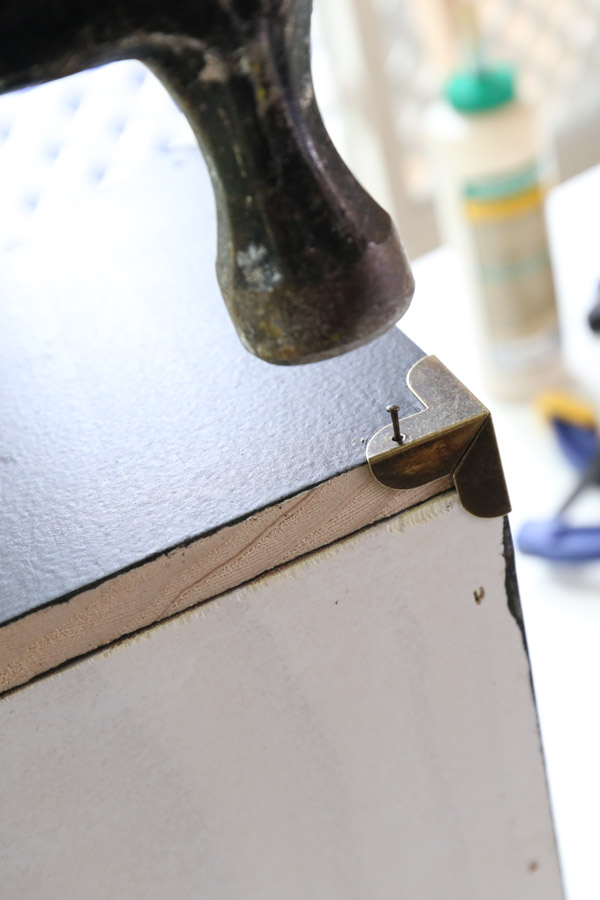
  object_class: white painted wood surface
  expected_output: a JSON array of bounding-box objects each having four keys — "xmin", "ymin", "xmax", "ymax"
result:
[{"xmin": 0, "ymin": 494, "xmax": 563, "ymax": 899}]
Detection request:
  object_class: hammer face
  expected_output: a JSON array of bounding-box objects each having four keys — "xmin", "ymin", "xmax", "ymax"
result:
[{"xmin": 221, "ymin": 225, "xmax": 415, "ymax": 366}]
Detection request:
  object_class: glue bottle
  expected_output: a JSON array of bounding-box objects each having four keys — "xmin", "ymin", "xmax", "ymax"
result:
[{"xmin": 426, "ymin": 64, "xmax": 562, "ymax": 399}]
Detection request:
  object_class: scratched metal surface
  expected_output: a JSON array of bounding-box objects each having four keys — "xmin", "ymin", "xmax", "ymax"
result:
[{"xmin": 0, "ymin": 62, "xmax": 424, "ymax": 625}]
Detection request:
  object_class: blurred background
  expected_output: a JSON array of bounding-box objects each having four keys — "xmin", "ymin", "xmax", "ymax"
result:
[
  {"xmin": 2, "ymin": 0, "xmax": 599, "ymax": 257},
  {"xmin": 313, "ymin": 0, "xmax": 600, "ymax": 257}
]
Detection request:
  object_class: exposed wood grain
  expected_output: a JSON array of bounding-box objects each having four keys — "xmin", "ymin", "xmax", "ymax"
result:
[{"xmin": 0, "ymin": 468, "xmax": 451, "ymax": 694}]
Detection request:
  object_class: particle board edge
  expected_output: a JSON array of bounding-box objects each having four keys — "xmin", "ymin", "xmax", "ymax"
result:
[{"xmin": 0, "ymin": 466, "xmax": 452, "ymax": 694}]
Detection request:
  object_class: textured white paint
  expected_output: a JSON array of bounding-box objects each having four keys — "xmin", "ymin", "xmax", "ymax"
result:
[{"xmin": 0, "ymin": 495, "xmax": 563, "ymax": 899}]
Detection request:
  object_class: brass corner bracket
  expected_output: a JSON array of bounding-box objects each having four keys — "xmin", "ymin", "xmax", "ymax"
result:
[{"xmin": 366, "ymin": 355, "xmax": 511, "ymax": 519}]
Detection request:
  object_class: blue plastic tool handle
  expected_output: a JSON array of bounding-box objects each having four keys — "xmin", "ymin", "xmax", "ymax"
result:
[
  {"xmin": 553, "ymin": 419, "xmax": 600, "ymax": 471},
  {"xmin": 518, "ymin": 519, "xmax": 600, "ymax": 562}
]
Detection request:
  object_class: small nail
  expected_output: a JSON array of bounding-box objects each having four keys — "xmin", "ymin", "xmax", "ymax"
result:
[{"xmin": 386, "ymin": 404, "xmax": 404, "ymax": 444}]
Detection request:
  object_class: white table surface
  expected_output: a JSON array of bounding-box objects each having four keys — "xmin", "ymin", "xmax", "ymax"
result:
[{"xmin": 402, "ymin": 166, "xmax": 600, "ymax": 900}]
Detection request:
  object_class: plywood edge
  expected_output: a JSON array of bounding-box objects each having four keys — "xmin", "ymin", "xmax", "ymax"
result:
[{"xmin": 0, "ymin": 466, "xmax": 452, "ymax": 694}]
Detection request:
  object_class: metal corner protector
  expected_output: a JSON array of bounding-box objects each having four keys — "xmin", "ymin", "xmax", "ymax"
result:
[{"xmin": 366, "ymin": 355, "xmax": 511, "ymax": 519}]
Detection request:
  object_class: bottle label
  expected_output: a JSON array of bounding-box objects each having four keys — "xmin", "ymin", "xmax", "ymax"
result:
[{"xmin": 463, "ymin": 162, "xmax": 559, "ymax": 370}]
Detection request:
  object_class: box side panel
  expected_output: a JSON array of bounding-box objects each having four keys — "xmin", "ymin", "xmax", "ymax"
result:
[{"xmin": 0, "ymin": 494, "xmax": 563, "ymax": 899}]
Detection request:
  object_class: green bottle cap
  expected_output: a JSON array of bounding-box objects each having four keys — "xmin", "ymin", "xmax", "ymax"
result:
[{"xmin": 445, "ymin": 66, "xmax": 515, "ymax": 113}]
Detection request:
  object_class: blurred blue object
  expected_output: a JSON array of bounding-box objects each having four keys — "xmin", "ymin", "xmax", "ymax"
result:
[
  {"xmin": 553, "ymin": 418, "xmax": 599, "ymax": 470},
  {"xmin": 517, "ymin": 410, "xmax": 600, "ymax": 562},
  {"xmin": 518, "ymin": 520, "xmax": 600, "ymax": 562}
]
